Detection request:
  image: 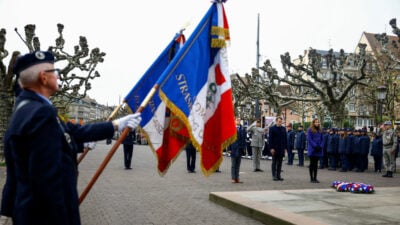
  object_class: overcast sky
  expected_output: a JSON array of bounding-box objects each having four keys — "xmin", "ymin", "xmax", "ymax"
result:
[{"xmin": 1, "ymin": 0, "xmax": 399, "ymax": 105}]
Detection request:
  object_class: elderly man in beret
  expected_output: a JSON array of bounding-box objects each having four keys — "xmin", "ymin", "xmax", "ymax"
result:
[
  {"xmin": 379, "ymin": 121, "xmax": 397, "ymax": 178},
  {"xmin": 1, "ymin": 51, "xmax": 142, "ymax": 225}
]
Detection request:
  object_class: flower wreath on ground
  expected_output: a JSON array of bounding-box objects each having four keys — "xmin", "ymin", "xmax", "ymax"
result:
[{"xmin": 331, "ymin": 180, "xmax": 374, "ymax": 193}]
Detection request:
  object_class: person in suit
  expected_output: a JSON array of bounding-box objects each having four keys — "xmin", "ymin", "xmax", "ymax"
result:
[
  {"xmin": 185, "ymin": 142, "xmax": 197, "ymax": 173},
  {"xmin": 248, "ymin": 120, "xmax": 264, "ymax": 172},
  {"xmin": 268, "ymin": 117, "xmax": 287, "ymax": 181},
  {"xmin": 228, "ymin": 117, "xmax": 247, "ymax": 183},
  {"xmin": 286, "ymin": 123, "xmax": 295, "ymax": 165},
  {"xmin": 294, "ymin": 125, "xmax": 306, "ymax": 166},
  {"xmin": 122, "ymin": 130, "xmax": 136, "ymax": 170},
  {"xmin": 307, "ymin": 118, "xmax": 324, "ymax": 183},
  {"xmin": 0, "ymin": 51, "xmax": 142, "ymax": 225}
]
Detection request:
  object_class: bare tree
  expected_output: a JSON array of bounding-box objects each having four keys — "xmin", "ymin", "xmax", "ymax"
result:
[
  {"xmin": 232, "ymin": 44, "xmax": 371, "ymax": 127},
  {"xmin": 368, "ymin": 19, "xmax": 400, "ymax": 122},
  {"xmin": 0, "ymin": 24, "xmax": 106, "ymax": 160}
]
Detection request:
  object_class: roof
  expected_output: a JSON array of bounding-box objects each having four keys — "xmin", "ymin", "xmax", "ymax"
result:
[{"xmin": 359, "ymin": 32, "xmax": 399, "ymax": 56}]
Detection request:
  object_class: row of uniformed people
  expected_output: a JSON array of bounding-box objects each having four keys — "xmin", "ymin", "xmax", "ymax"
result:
[
  {"xmin": 239, "ymin": 125, "xmax": 394, "ymax": 174},
  {"xmin": 286, "ymin": 127, "xmax": 387, "ymax": 173},
  {"xmin": 322, "ymin": 128, "xmax": 374, "ymax": 172}
]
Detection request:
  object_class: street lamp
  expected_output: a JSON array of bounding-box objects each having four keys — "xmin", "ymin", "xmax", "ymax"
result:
[{"xmin": 377, "ymin": 85, "xmax": 388, "ymax": 124}]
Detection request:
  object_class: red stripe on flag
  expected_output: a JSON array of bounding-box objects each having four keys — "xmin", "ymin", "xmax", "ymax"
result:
[
  {"xmin": 201, "ymin": 89, "xmax": 236, "ymax": 173},
  {"xmin": 156, "ymin": 113, "xmax": 190, "ymax": 174},
  {"xmin": 214, "ymin": 64, "xmax": 226, "ymax": 86}
]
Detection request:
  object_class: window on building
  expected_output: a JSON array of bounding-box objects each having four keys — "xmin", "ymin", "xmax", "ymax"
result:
[
  {"xmin": 321, "ymin": 59, "xmax": 327, "ymax": 69},
  {"xmin": 348, "ymin": 104, "xmax": 355, "ymax": 112}
]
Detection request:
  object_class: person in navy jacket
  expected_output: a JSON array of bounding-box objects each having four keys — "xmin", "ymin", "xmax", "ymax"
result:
[
  {"xmin": 286, "ymin": 123, "xmax": 295, "ymax": 165},
  {"xmin": 320, "ymin": 128, "xmax": 329, "ymax": 169},
  {"xmin": 337, "ymin": 129, "xmax": 349, "ymax": 172},
  {"xmin": 307, "ymin": 118, "xmax": 324, "ymax": 183},
  {"xmin": 370, "ymin": 132, "xmax": 383, "ymax": 172},
  {"xmin": 1, "ymin": 51, "xmax": 142, "ymax": 225},
  {"xmin": 358, "ymin": 129, "xmax": 370, "ymax": 172},
  {"xmin": 326, "ymin": 128, "xmax": 339, "ymax": 170},
  {"xmin": 228, "ymin": 117, "xmax": 247, "ymax": 183},
  {"xmin": 294, "ymin": 125, "xmax": 306, "ymax": 166},
  {"xmin": 185, "ymin": 141, "xmax": 197, "ymax": 173},
  {"xmin": 268, "ymin": 117, "xmax": 287, "ymax": 181},
  {"xmin": 123, "ymin": 130, "xmax": 136, "ymax": 170},
  {"xmin": 346, "ymin": 129, "xmax": 355, "ymax": 171}
]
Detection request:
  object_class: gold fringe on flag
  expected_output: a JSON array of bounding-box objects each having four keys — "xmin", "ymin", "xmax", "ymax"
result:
[{"xmin": 211, "ymin": 39, "xmax": 227, "ymax": 48}]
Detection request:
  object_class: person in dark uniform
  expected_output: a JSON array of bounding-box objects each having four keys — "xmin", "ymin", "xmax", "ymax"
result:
[
  {"xmin": 327, "ymin": 128, "xmax": 339, "ymax": 170},
  {"xmin": 294, "ymin": 125, "xmax": 306, "ymax": 166},
  {"xmin": 185, "ymin": 142, "xmax": 197, "ymax": 173},
  {"xmin": 228, "ymin": 117, "xmax": 247, "ymax": 183},
  {"xmin": 358, "ymin": 129, "xmax": 370, "ymax": 172},
  {"xmin": 370, "ymin": 132, "xmax": 383, "ymax": 173},
  {"xmin": 338, "ymin": 128, "xmax": 349, "ymax": 172},
  {"xmin": 268, "ymin": 117, "xmax": 287, "ymax": 181},
  {"xmin": 319, "ymin": 128, "xmax": 329, "ymax": 169},
  {"xmin": 286, "ymin": 123, "xmax": 295, "ymax": 165},
  {"xmin": 123, "ymin": 130, "xmax": 136, "ymax": 170},
  {"xmin": 0, "ymin": 51, "xmax": 142, "ymax": 225},
  {"xmin": 245, "ymin": 130, "xmax": 252, "ymax": 159},
  {"xmin": 346, "ymin": 129, "xmax": 355, "ymax": 171}
]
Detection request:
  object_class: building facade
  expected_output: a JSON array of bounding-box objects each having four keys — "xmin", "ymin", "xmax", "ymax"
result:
[{"xmin": 68, "ymin": 96, "xmax": 115, "ymax": 124}]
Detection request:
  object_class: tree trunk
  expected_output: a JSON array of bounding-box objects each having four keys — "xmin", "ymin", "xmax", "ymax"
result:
[
  {"xmin": 327, "ymin": 102, "xmax": 346, "ymax": 128},
  {"xmin": 0, "ymin": 88, "xmax": 14, "ymax": 162}
]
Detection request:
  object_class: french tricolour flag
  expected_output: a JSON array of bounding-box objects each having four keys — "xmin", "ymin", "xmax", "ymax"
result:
[
  {"xmin": 124, "ymin": 33, "xmax": 189, "ymax": 176},
  {"xmin": 159, "ymin": 1, "xmax": 236, "ymax": 176}
]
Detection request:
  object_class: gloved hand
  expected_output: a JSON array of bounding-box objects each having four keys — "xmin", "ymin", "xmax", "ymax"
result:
[
  {"xmin": 83, "ymin": 142, "xmax": 96, "ymax": 150},
  {"xmin": 113, "ymin": 113, "xmax": 142, "ymax": 132}
]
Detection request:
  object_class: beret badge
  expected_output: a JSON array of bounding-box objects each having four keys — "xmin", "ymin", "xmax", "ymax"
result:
[{"xmin": 35, "ymin": 51, "xmax": 46, "ymax": 60}]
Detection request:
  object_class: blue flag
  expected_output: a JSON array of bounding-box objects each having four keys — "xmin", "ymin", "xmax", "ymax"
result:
[
  {"xmin": 124, "ymin": 33, "xmax": 189, "ymax": 176},
  {"xmin": 159, "ymin": 2, "xmax": 236, "ymax": 175}
]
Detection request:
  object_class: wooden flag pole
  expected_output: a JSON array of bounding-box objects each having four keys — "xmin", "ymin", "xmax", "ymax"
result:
[
  {"xmin": 77, "ymin": 104, "xmax": 123, "ymax": 165},
  {"xmin": 79, "ymin": 85, "xmax": 158, "ymax": 205},
  {"xmin": 77, "ymin": 148, "xmax": 90, "ymax": 164}
]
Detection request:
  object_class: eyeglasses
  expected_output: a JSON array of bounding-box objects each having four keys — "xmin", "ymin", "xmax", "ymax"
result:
[{"xmin": 44, "ymin": 69, "xmax": 60, "ymax": 76}]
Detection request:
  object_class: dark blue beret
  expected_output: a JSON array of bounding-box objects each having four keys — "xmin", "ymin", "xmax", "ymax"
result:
[{"xmin": 13, "ymin": 51, "xmax": 54, "ymax": 75}]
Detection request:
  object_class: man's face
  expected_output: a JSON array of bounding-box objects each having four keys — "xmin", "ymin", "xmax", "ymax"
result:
[
  {"xmin": 42, "ymin": 67, "xmax": 60, "ymax": 95},
  {"xmin": 235, "ymin": 118, "xmax": 241, "ymax": 125},
  {"xmin": 276, "ymin": 118, "xmax": 282, "ymax": 126}
]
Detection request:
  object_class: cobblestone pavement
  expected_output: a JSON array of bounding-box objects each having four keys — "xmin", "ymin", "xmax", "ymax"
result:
[{"xmin": 0, "ymin": 142, "xmax": 398, "ymax": 225}]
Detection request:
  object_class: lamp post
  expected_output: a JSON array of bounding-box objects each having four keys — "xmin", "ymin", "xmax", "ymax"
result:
[{"xmin": 377, "ymin": 85, "xmax": 388, "ymax": 124}]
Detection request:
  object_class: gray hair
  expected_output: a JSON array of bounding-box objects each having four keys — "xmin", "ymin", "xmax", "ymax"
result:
[{"xmin": 18, "ymin": 63, "xmax": 52, "ymax": 87}]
